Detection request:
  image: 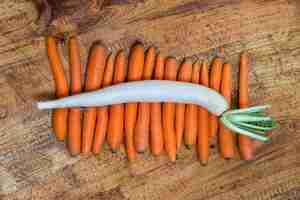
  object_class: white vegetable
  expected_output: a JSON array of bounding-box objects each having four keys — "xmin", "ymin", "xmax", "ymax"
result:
[
  {"xmin": 37, "ymin": 80, "xmax": 277, "ymax": 141},
  {"xmin": 37, "ymin": 80, "xmax": 229, "ymax": 116}
]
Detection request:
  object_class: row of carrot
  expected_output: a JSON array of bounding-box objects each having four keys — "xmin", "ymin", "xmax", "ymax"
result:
[{"xmin": 46, "ymin": 36, "xmax": 265, "ymax": 164}]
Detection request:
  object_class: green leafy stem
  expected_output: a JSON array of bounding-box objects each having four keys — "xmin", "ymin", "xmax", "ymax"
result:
[{"xmin": 220, "ymin": 105, "xmax": 277, "ymax": 141}]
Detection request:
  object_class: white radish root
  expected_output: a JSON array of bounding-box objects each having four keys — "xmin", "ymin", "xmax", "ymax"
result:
[{"xmin": 37, "ymin": 80, "xmax": 229, "ymax": 116}]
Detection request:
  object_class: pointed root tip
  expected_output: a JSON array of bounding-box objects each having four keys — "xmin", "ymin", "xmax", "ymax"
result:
[
  {"xmin": 69, "ymin": 152, "xmax": 80, "ymax": 157},
  {"xmin": 137, "ymin": 149, "xmax": 146, "ymax": 154},
  {"xmin": 170, "ymin": 154, "xmax": 177, "ymax": 162},
  {"xmin": 92, "ymin": 150, "xmax": 101, "ymax": 155},
  {"xmin": 151, "ymin": 150, "xmax": 162, "ymax": 156},
  {"xmin": 36, "ymin": 102, "xmax": 44, "ymax": 110},
  {"xmin": 200, "ymin": 160, "xmax": 208, "ymax": 166},
  {"xmin": 111, "ymin": 149, "xmax": 118, "ymax": 154},
  {"xmin": 240, "ymin": 154, "xmax": 254, "ymax": 161},
  {"xmin": 242, "ymin": 158, "xmax": 253, "ymax": 162},
  {"xmin": 127, "ymin": 156, "xmax": 135, "ymax": 162},
  {"xmin": 36, "ymin": 101, "xmax": 54, "ymax": 110},
  {"xmin": 132, "ymin": 41, "xmax": 144, "ymax": 48},
  {"xmin": 92, "ymin": 40, "xmax": 107, "ymax": 49},
  {"xmin": 81, "ymin": 150, "xmax": 91, "ymax": 155}
]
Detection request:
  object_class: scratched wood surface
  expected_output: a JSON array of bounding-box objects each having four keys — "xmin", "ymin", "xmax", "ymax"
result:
[{"xmin": 0, "ymin": 0, "xmax": 300, "ymax": 199}]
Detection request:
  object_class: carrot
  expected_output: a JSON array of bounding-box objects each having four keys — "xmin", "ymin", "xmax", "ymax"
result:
[
  {"xmin": 238, "ymin": 52, "xmax": 253, "ymax": 160},
  {"xmin": 175, "ymin": 59, "xmax": 193, "ymax": 149},
  {"xmin": 105, "ymin": 51, "xmax": 127, "ymax": 152},
  {"xmin": 93, "ymin": 54, "xmax": 115, "ymax": 154},
  {"xmin": 82, "ymin": 42, "xmax": 107, "ymax": 154},
  {"xmin": 219, "ymin": 63, "xmax": 235, "ymax": 158},
  {"xmin": 184, "ymin": 62, "xmax": 200, "ymax": 148},
  {"xmin": 163, "ymin": 57, "xmax": 178, "ymax": 161},
  {"xmin": 197, "ymin": 62, "xmax": 210, "ymax": 165},
  {"xmin": 150, "ymin": 52, "xmax": 165, "ymax": 155},
  {"xmin": 67, "ymin": 36, "xmax": 82, "ymax": 155},
  {"xmin": 134, "ymin": 47, "xmax": 155, "ymax": 153},
  {"xmin": 209, "ymin": 57, "xmax": 223, "ymax": 137},
  {"xmin": 125, "ymin": 42, "xmax": 144, "ymax": 160},
  {"xmin": 46, "ymin": 36, "xmax": 69, "ymax": 141}
]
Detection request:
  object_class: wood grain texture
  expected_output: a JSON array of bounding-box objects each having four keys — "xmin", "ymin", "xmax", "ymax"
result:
[{"xmin": 1, "ymin": 0, "xmax": 300, "ymax": 199}]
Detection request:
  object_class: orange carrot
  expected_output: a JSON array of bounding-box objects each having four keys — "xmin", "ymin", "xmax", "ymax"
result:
[
  {"xmin": 93, "ymin": 54, "xmax": 115, "ymax": 154},
  {"xmin": 238, "ymin": 52, "xmax": 253, "ymax": 160},
  {"xmin": 134, "ymin": 47, "xmax": 155, "ymax": 153},
  {"xmin": 184, "ymin": 62, "xmax": 200, "ymax": 148},
  {"xmin": 125, "ymin": 42, "xmax": 144, "ymax": 160},
  {"xmin": 163, "ymin": 57, "xmax": 178, "ymax": 161},
  {"xmin": 46, "ymin": 36, "xmax": 69, "ymax": 141},
  {"xmin": 175, "ymin": 59, "xmax": 193, "ymax": 149},
  {"xmin": 82, "ymin": 42, "xmax": 107, "ymax": 154},
  {"xmin": 67, "ymin": 36, "xmax": 82, "ymax": 155},
  {"xmin": 197, "ymin": 62, "xmax": 210, "ymax": 165},
  {"xmin": 106, "ymin": 51, "xmax": 127, "ymax": 153},
  {"xmin": 150, "ymin": 52, "xmax": 165, "ymax": 155},
  {"xmin": 219, "ymin": 63, "xmax": 235, "ymax": 158},
  {"xmin": 209, "ymin": 57, "xmax": 223, "ymax": 137}
]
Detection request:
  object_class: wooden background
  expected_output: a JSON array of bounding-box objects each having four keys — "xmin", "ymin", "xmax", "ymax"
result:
[{"xmin": 0, "ymin": 0, "xmax": 300, "ymax": 199}]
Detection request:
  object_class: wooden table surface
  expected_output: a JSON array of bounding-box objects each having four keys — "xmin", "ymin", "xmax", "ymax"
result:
[{"xmin": 0, "ymin": 0, "xmax": 300, "ymax": 199}]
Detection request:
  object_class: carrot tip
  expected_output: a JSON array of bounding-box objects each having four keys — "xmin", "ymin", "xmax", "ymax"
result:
[
  {"xmin": 241, "ymin": 155, "xmax": 254, "ymax": 161},
  {"xmin": 93, "ymin": 152, "xmax": 100, "ymax": 156},
  {"xmin": 112, "ymin": 149, "xmax": 118, "ymax": 154},
  {"xmin": 57, "ymin": 133, "xmax": 67, "ymax": 141},
  {"xmin": 137, "ymin": 150, "xmax": 146, "ymax": 154},
  {"xmin": 69, "ymin": 35, "xmax": 76, "ymax": 40},
  {"xmin": 243, "ymin": 158, "xmax": 254, "ymax": 162},
  {"xmin": 176, "ymin": 154, "xmax": 180, "ymax": 160},
  {"xmin": 200, "ymin": 161, "xmax": 208, "ymax": 166},
  {"xmin": 133, "ymin": 41, "xmax": 144, "ymax": 47},
  {"xmin": 185, "ymin": 144, "xmax": 193, "ymax": 150},
  {"xmin": 183, "ymin": 58, "xmax": 193, "ymax": 64},
  {"xmin": 92, "ymin": 40, "xmax": 107, "ymax": 49},
  {"xmin": 219, "ymin": 47, "xmax": 225, "ymax": 54},
  {"xmin": 69, "ymin": 152, "xmax": 80, "ymax": 157},
  {"xmin": 128, "ymin": 157, "xmax": 135, "ymax": 162},
  {"xmin": 81, "ymin": 152, "xmax": 91, "ymax": 155}
]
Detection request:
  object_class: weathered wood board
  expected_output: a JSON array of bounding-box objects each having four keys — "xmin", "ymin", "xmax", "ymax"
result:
[{"xmin": 0, "ymin": 0, "xmax": 300, "ymax": 199}]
